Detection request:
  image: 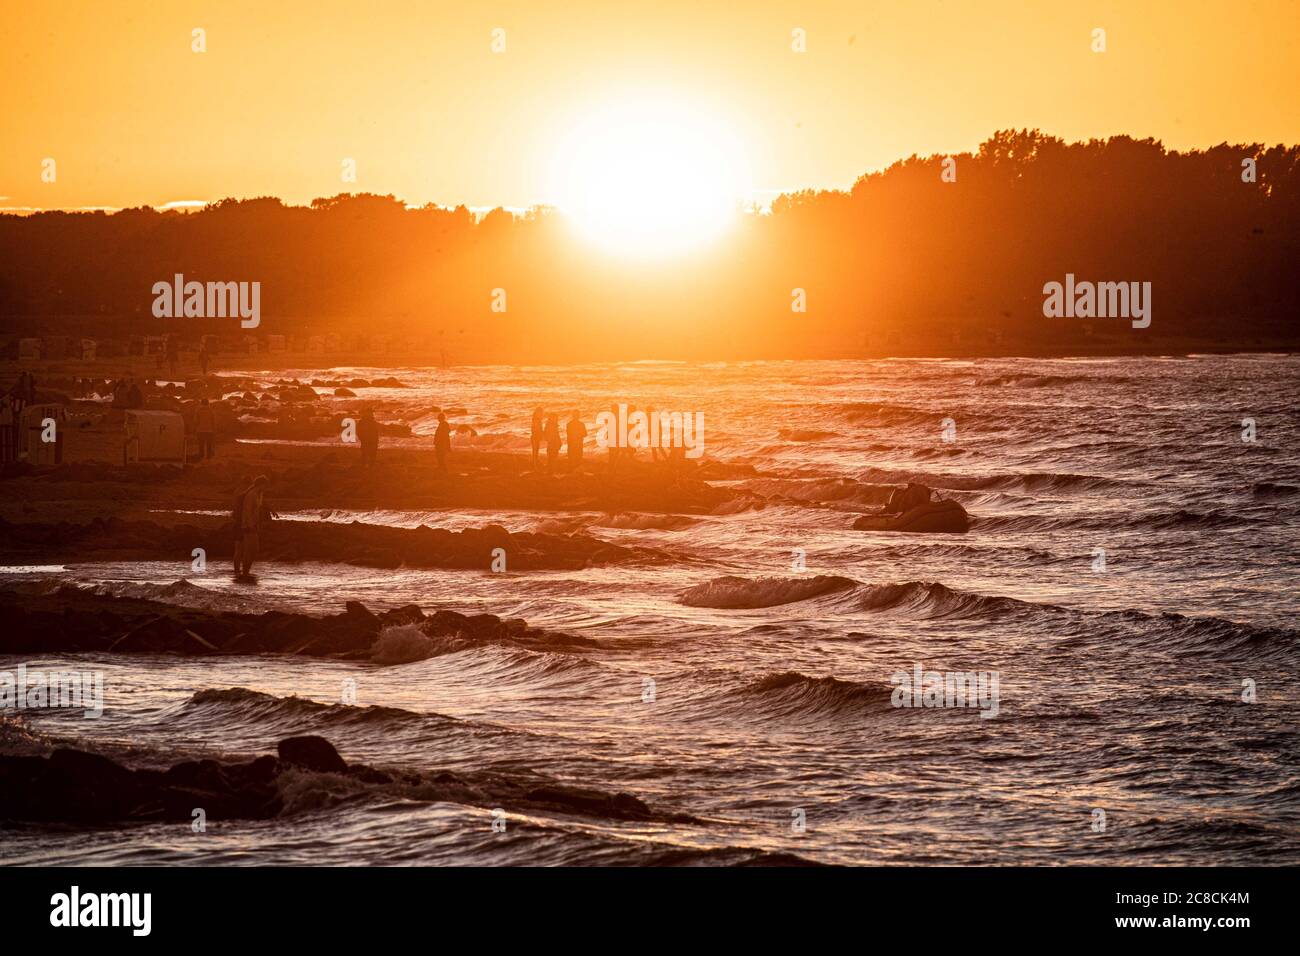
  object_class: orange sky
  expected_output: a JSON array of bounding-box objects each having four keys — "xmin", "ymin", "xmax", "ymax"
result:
[{"xmin": 2, "ymin": 0, "xmax": 1297, "ymax": 212}]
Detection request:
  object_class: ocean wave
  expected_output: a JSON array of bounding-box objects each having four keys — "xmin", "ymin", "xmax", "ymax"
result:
[
  {"xmin": 371, "ymin": 624, "xmax": 461, "ymax": 665},
  {"xmin": 451, "ymin": 431, "xmax": 527, "ymax": 450},
  {"xmin": 633, "ymin": 846, "xmax": 824, "ymax": 866},
  {"xmin": 832, "ymin": 401, "xmax": 936, "ymax": 427},
  {"xmin": 530, "ymin": 515, "xmax": 594, "ymax": 534},
  {"xmin": 854, "ymin": 467, "xmax": 1132, "ymax": 493},
  {"xmin": 975, "ymin": 507, "xmax": 1258, "ymax": 533},
  {"xmin": 830, "ymin": 400, "xmax": 1031, "ymax": 431},
  {"xmin": 909, "ymin": 446, "xmax": 970, "ymax": 460},
  {"xmin": 849, "ymin": 581, "xmax": 1300, "ymax": 658},
  {"xmin": 9, "ymin": 578, "xmax": 254, "ymax": 613},
  {"xmin": 734, "ymin": 671, "xmax": 894, "ymax": 718},
  {"xmin": 980, "ymin": 373, "xmax": 1095, "ymax": 388},
  {"xmin": 679, "ymin": 575, "xmax": 858, "ymax": 609},
  {"xmin": 186, "ymin": 687, "xmax": 463, "ymax": 732},
  {"xmin": 737, "ymin": 477, "xmax": 890, "ymax": 507},
  {"xmin": 678, "ymin": 576, "xmax": 1034, "ymax": 618},
  {"xmin": 854, "ymin": 580, "xmax": 1030, "ymax": 619},
  {"xmin": 708, "ymin": 496, "xmax": 770, "ymax": 515},
  {"xmin": 595, "ymin": 512, "xmax": 701, "ymax": 531},
  {"xmin": 777, "ymin": 428, "xmax": 839, "ymax": 442},
  {"xmin": 1101, "ymin": 608, "xmax": 1299, "ymax": 657}
]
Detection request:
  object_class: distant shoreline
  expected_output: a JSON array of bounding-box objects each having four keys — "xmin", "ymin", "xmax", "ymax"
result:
[{"xmin": 1, "ymin": 343, "xmax": 1296, "ymax": 380}]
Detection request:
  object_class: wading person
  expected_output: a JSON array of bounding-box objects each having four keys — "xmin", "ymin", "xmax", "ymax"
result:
[
  {"xmin": 236, "ymin": 475, "xmax": 271, "ymax": 579},
  {"xmin": 434, "ymin": 412, "xmax": 451, "ymax": 475},
  {"xmin": 566, "ymin": 410, "xmax": 586, "ymax": 472},
  {"xmin": 530, "ymin": 407, "xmax": 544, "ymax": 470},
  {"xmin": 231, "ymin": 480, "xmax": 250, "ymax": 576}
]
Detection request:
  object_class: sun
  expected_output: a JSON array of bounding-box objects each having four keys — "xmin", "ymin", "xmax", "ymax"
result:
[{"xmin": 548, "ymin": 97, "xmax": 751, "ymax": 258}]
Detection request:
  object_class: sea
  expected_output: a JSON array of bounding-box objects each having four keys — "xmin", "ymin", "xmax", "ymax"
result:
[{"xmin": 2, "ymin": 354, "xmax": 1298, "ymax": 865}]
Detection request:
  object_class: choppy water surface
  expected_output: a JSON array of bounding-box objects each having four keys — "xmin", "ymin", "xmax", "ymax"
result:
[{"xmin": 3, "ymin": 355, "xmax": 1299, "ymax": 865}]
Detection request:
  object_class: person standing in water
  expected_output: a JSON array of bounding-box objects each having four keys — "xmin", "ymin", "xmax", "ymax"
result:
[
  {"xmin": 566, "ymin": 410, "xmax": 586, "ymax": 472},
  {"xmin": 530, "ymin": 407, "xmax": 544, "ymax": 470},
  {"xmin": 434, "ymin": 412, "xmax": 452, "ymax": 475},
  {"xmin": 544, "ymin": 413, "xmax": 562, "ymax": 473},
  {"xmin": 234, "ymin": 475, "xmax": 271, "ymax": 578}
]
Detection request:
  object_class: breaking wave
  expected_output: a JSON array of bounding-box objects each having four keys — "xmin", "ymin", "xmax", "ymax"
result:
[{"xmin": 679, "ymin": 575, "xmax": 858, "ymax": 609}]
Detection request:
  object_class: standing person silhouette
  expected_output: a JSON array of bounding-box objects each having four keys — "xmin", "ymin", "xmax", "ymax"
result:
[
  {"xmin": 236, "ymin": 475, "xmax": 272, "ymax": 579},
  {"xmin": 607, "ymin": 403, "xmax": 621, "ymax": 473},
  {"xmin": 530, "ymin": 407, "xmax": 544, "ymax": 470},
  {"xmin": 623, "ymin": 404, "xmax": 640, "ymax": 464},
  {"xmin": 566, "ymin": 411, "xmax": 586, "ymax": 472},
  {"xmin": 230, "ymin": 479, "xmax": 250, "ymax": 576},
  {"xmin": 434, "ymin": 412, "xmax": 452, "ymax": 475},
  {"xmin": 646, "ymin": 405, "xmax": 665, "ymax": 462},
  {"xmin": 544, "ymin": 413, "xmax": 562, "ymax": 473}
]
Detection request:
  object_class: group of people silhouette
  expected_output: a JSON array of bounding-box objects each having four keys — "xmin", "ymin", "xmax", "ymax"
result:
[
  {"xmin": 530, "ymin": 408, "xmax": 587, "ymax": 473},
  {"xmin": 355, "ymin": 407, "xmax": 451, "ymax": 473}
]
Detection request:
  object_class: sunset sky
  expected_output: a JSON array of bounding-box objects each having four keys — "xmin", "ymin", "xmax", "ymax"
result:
[{"xmin": 2, "ymin": 0, "xmax": 1297, "ymax": 214}]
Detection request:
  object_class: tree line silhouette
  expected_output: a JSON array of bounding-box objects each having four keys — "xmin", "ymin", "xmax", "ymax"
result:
[{"xmin": 1, "ymin": 130, "xmax": 1296, "ymax": 360}]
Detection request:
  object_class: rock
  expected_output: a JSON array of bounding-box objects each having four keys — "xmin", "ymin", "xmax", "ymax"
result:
[
  {"xmin": 0, "ymin": 747, "xmax": 285, "ymax": 823},
  {"xmin": 0, "ymin": 588, "xmax": 595, "ymax": 658},
  {"xmin": 277, "ymin": 736, "xmax": 348, "ymax": 774},
  {"xmin": 343, "ymin": 601, "xmax": 379, "ymax": 627},
  {"xmin": 379, "ymin": 604, "xmax": 426, "ymax": 627},
  {"xmin": 0, "ymin": 515, "xmax": 650, "ymax": 574},
  {"xmin": 0, "ymin": 736, "xmax": 682, "ymax": 829},
  {"xmin": 523, "ymin": 785, "xmax": 652, "ymax": 820}
]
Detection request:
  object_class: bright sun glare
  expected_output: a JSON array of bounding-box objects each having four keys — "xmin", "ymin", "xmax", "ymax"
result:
[{"xmin": 549, "ymin": 98, "xmax": 751, "ymax": 258}]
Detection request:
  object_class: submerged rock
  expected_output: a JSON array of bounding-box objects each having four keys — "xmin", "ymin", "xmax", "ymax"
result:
[
  {"xmin": 0, "ymin": 746, "xmax": 286, "ymax": 823},
  {"xmin": 0, "ymin": 516, "xmax": 654, "ymax": 571},
  {"xmin": 0, "ymin": 587, "xmax": 598, "ymax": 659},
  {"xmin": 0, "ymin": 734, "xmax": 680, "ymax": 828},
  {"xmin": 277, "ymin": 736, "xmax": 348, "ymax": 774}
]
